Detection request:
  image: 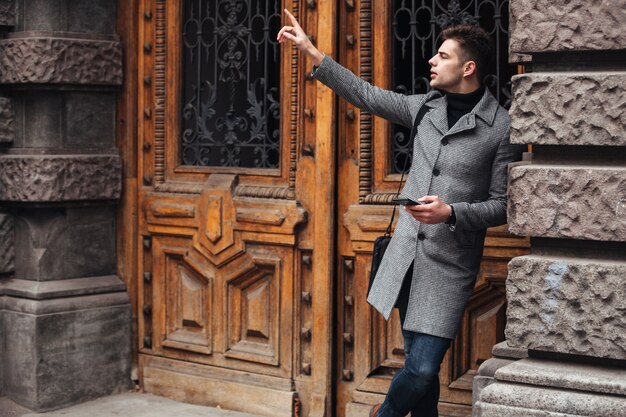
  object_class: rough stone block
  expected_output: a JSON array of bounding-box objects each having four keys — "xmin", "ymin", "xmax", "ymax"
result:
[
  {"xmin": 495, "ymin": 358, "xmax": 626, "ymax": 396},
  {"xmin": 476, "ymin": 381, "xmax": 626, "ymax": 417},
  {"xmin": 0, "ymin": 154, "xmax": 121, "ymax": 202},
  {"xmin": 14, "ymin": 207, "xmax": 116, "ymax": 281},
  {"xmin": 508, "ymin": 164, "xmax": 626, "ymax": 242},
  {"xmin": 506, "ymin": 255, "xmax": 626, "ymax": 360},
  {"xmin": 0, "ymin": 212, "xmax": 15, "ymax": 274},
  {"xmin": 0, "ymin": 97, "xmax": 15, "ymax": 143},
  {"xmin": 0, "ymin": 33, "xmax": 122, "ymax": 86},
  {"xmin": 510, "ymin": 0, "xmax": 626, "ymax": 54},
  {"xmin": 510, "ymin": 72, "xmax": 626, "ymax": 146},
  {"xmin": 16, "ymin": 0, "xmax": 115, "ymax": 34},
  {"xmin": 0, "ymin": 0, "xmax": 15, "ymax": 26},
  {"xmin": 2, "ymin": 291, "xmax": 131, "ymax": 411}
]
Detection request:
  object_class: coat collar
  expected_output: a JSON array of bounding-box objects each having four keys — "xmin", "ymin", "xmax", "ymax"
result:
[{"xmin": 424, "ymin": 88, "xmax": 500, "ymax": 135}]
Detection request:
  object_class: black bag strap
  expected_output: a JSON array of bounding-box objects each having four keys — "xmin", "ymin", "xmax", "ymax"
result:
[{"xmin": 384, "ymin": 102, "xmax": 432, "ymax": 236}]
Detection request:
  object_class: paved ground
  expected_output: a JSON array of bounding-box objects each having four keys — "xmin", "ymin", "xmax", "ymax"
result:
[{"xmin": 0, "ymin": 392, "xmax": 262, "ymax": 417}]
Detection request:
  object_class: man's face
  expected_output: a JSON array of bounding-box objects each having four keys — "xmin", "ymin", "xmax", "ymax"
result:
[{"xmin": 428, "ymin": 39, "xmax": 468, "ymax": 93}]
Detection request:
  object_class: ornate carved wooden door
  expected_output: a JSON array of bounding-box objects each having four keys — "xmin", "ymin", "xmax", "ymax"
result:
[
  {"xmin": 334, "ymin": 1, "xmax": 528, "ymax": 416},
  {"xmin": 136, "ymin": 1, "xmax": 337, "ymax": 416},
  {"xmin": 132, "ymin": 1, "xmax": 527, "ymax": 416}
]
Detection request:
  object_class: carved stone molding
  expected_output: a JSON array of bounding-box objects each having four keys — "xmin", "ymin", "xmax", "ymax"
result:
[
  {"xmin": 0, "ymin": 97, "xmax": 15, "ymax": 143},
  {"xmin": 510, "ymin": 0, "xmax": 626, "ymax": 54},
  {"xmin": 0, "ymin": 275, "xmax": 126, "ymax": 300},
  {"xmin": 0, "ymin": 154, "xmax": 121, "ymax": 202},
  {"xmin": 0, "ymin": 33, "xmax": 122, "ymax": 86},
  {"xmin": 476, "ymin": 375, "xmax": 626, "ymax": 417},
  {"xmin": 0, "ymin": 0, "xmax": 15, "ymax": 27}
]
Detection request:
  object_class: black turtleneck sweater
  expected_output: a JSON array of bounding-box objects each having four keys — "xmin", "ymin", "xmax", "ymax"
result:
[{"xmin": 444, "ymin": 87, "xmax": 485, "ymax": 129}]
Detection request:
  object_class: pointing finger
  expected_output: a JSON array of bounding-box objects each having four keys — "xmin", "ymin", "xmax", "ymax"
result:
[{"xmin": 284, "ymin": 9, "xmax": 301, "ymax": 29}]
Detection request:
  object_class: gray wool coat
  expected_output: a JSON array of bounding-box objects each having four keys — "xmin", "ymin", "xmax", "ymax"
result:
[{"xmin": 313, "ymin": 56, "xmax": 525, "ymax": 339}]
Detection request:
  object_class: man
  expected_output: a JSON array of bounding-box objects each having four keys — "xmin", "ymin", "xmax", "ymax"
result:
[{"xmin": 278, "ymin": 9, "xmax": 524, "ymax": 417}]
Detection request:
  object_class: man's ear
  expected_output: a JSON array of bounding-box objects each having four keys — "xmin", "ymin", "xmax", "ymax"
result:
[{"xmin": 462, "ymin": 61, "xmax": 477, "ymax": 78}]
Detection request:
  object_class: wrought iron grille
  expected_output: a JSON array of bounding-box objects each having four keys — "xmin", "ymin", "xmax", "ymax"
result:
[
  {"xmin": 181, "ymin": 0, "xmax": 282, "ymax": 168},
  {"xmin": 390, "ymin": 0, "xmax": 514, "ymax": 173}
]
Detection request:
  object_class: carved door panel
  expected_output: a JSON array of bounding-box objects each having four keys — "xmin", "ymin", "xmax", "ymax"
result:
[
  {"xmin": 135, "ymin": 1, "xmax": 337, "ymax": 416},
  {"xmin": 334, "ymin": 1, "xmax": 529, "ymax": 416}
]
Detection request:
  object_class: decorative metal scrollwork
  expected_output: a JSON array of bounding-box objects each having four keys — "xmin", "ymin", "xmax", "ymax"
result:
[
  {"xmin": 390, "ymin": 0, "xmax": 514, "ymax": 173},
  {"xmin": 181, "ymin": 0, "xmax": 281, "ymax": 168}
]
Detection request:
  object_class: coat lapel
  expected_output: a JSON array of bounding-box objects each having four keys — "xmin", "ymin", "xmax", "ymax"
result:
[
  {"xmin": 425, "ymin": 96, "xmax": 448, "ymax": 135},
  {"xmin": 473, "ymin": 88, "xmax": 499, "ymax": 126}
]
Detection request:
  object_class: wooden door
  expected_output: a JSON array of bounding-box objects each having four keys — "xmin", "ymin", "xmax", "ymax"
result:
[
  {"xmin": 134, "ymin": 1, "xmax": 337, "ymax": 416},
  {"xmin": 334, "ymin": 1, "xmax": 529, "ymax": 416},
  {"xmin": 126, "ymin": 1, "xmax": 528, "ymax": 416}
]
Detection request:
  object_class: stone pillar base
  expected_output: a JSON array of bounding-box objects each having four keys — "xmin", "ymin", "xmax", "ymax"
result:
[
  {"xmin": 472, "ymin": 341, "xmax": 528, "ymax": 415},
  {"xmin": 0, "ymin": 276, "xmax": 132, "ymax": 412},
  {"xmin": 475, "ymin": 358, "xmax": 626, "ymax": 417}
]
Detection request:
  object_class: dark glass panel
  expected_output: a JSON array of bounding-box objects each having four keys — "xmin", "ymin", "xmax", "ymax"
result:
[{"xmin": 181, "ymin": 0, "xmax": 281, "ymax": 168}]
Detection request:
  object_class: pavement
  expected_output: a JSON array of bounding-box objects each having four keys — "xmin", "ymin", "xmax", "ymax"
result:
[{"xmin": 0, "ymin": 392, "xmax": 263, "ymax": 417}]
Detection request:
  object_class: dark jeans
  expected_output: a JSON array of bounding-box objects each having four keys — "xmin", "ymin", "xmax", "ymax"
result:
[{"xmin": 377, "ymin": 265, "xmax": 452, "ymax": 417}]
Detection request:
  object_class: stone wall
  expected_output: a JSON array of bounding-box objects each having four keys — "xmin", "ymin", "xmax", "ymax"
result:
[
  {"xmin": 474, "ymin": 1, "xmax": 626, "ymax": 415},
  {"xmin": 0, "ymin": 0, "xmax": 131, "ymax": 411}
]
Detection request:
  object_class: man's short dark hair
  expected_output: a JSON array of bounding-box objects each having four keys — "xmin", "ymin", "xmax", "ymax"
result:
[{"xmin": 441, "ymin": 25, "xmax": 493, "ymax": 83}]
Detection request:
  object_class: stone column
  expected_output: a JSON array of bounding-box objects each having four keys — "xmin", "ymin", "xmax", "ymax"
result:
[
  {"xmin": 0, "ymin": 0, "xmax": 17, "ymax": 399},
  {"xmin": 0, "ymin": 0, "xmax": 131, "ymax": 412},
  {"xmin": 474, "ymin": 1, "xmax": 626, "ymax": 416}
]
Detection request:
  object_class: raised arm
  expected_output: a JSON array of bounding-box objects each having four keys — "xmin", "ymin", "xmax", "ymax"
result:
[
  {"xmin": 278, "ymin": 9, "xmax": 418, "ymax": 128},
  {"xmin": 277, "ymin": 9, "xmax": 324, "ymax": 66}
]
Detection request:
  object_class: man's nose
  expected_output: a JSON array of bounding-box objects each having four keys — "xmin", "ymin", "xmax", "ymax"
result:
[{"xmin": 428, "ymin": 56, "xmax": 436, "ymax": 66}]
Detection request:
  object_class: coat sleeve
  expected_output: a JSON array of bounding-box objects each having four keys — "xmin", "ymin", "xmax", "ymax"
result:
[
  {"xmin": 450, "ymin": 126, "xmax": 525, "ymax": 231},
  {"xmin": 312, "ymin": 55, "xmax": 424, "ymax": 128}
]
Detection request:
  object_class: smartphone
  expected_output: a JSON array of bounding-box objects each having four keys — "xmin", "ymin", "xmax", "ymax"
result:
[{"xmin": 391, "ymin": 198, "xmax": 426, "ymax": 206}]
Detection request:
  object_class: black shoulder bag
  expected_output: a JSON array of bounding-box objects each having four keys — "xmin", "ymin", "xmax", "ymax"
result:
[{"xmin": 368, "ymin": 103, "xmax": 431, "ymax": 296}]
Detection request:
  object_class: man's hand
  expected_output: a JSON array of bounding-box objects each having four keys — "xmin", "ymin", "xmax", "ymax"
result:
[
  {"xmin": 277, "ymin": 9, "xmax": 324, "ymax": 66},
  {"xmin": 404, "ymin": 196, "xmax": 452, "ymax": 224}
]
